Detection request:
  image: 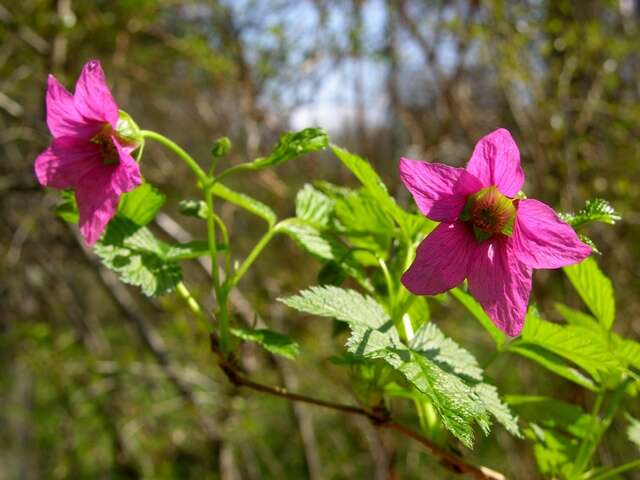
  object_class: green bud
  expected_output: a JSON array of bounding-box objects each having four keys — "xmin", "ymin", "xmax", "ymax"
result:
[
  {"xmin": 211, "ymin": 137, "xmax": 232, "ymax": 158},
  {"xmin": 178, "ymin": 199, "xmax": 209, "ymax": 219},
  {"xmin": 116, "ymin": 110, "xmax": 143, "ymax": 151}
]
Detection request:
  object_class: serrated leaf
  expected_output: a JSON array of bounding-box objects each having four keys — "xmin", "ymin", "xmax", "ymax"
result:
[
  {"xmin": 450, "ymin": 288, "xmax": 506, "ymax": 347},
  {"xmin": 506, "ymin": 396, "xmax": 594, "ymax": 439},
  {"xmin": 211, "ymin": 182, "xmax": 276, "ymax": 226},
  {"xmin": 230, "ymin": 327, "xmax": 299, "ymax": 359},
  {"xmin": 612, "ymin": 336, "xmax": 640, "ymax": 371},
  {"xmin": 474, "ymin": 384, "xmax": 521, "ymax": 437},
  {"xmin": 95, "ymin": 217, "xmax": 181, "ymax": 296},
  {"xmin": 563, "ymin": 257, "xmax": 615, "ymax": 330},
  {"xmin": 627, "ymin": 415, "xmax": 640, "ymax": 451},
  {"xmin": 526, "ymin": 424, "xmax": 580, "ymax": 478},
  {"xmin": 554, "ymin": 302, "xmax": 599, "ymax": 329},
  {"xmin": 54, "ymin": 190, "xmax": 78, "ymax": 223},
  {"xmin": 251, "ymin": 127, "xmax": 328, "ymax": 169},
  {"xmin": 118, "ymin": 183, "xmax": 166, "ymax": 226},
  {"xmin": 277, "ymin": 220, "xmax": 373, "ymax": 291},
  {"xmin": 163, "ymin": 240, "xmax": 219, "ymax": 261},
  {"xmin": 331, "ymin": 145, "xmax": 407, "ymax": 228},
  {"xmin": 518, "ymin": 312, "xmax": 620, "ymax": 381},
  {"xmin": 279, "ymin": 286, "xmax": 388, "ymax": 328},
  {"xmin": 410, "ymin": 323, "xmax": 483, "ymax": 381},
  {"xmin": 506, "ymin": 343, "xmax": 598, "ymax": 391},
  {"xmin": 559, "ymin": 198, "xmax": 621, "ymax": 229},
  {"xmin": 295, "ymin": 183, "xmax": 333, "ymax": 228}
]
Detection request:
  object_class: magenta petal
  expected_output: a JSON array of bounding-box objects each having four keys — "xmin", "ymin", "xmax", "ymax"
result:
[
  {"xmin": 402, "ymin": 221, "xmax": 477, "ymax": 295},
  {"xmin": 513, "ymin": 199, "xmax": 592, "ymax": 269},
  {"xmin": 466, "ymin": 129, "xmax": 524, "ymax": 197},
  {"xmin": 76, "ymin": 166, "xmax": 121, "ymax": 246},
  {"xmin": 111, "ymin": 137, "xmax": 142, "ymax": 193},
  {"xmin": 399, "ymin": 158, "xmax": 482, "ymax": 222},
  {"xmin": 46, "ymin": 75, "xmax": 102, "ymax": 139},
  {"xmin": 467, "ymin": 238, "xmax": 532, "ymax": 336},
  {"xmin": 35, "ymin": 136, "xmax": 102, "ymax": 189},
  {"xmin": 73, "ymin": 60, "xmax": 119, "ymax": 127}
]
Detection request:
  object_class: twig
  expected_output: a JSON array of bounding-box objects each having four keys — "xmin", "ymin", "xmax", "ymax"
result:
[{"xmin": 211, "ymin": 336, "xmax": 504, "ymax": 480}]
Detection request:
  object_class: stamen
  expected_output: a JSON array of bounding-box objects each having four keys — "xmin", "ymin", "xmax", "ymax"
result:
[{"xmin": 91, "ymin": 124, "xmax": 120, "ymax": 165}]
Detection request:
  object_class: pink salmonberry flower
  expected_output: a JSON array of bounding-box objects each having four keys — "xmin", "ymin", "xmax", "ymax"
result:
[
  {"xmin": 400, "ymin": 128, "xmax": 591, "ymax": 336},
  {"xmin": 35, "ymin": 60, "xmax": 142, "ymax": 246}
]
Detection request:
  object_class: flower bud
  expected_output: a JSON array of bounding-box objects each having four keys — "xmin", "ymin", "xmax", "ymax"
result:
[{"xmin": 211, "ymin": 137, "xmax": 232, "ymax": 158}]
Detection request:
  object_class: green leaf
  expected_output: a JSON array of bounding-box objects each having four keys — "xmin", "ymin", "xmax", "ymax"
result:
[
  {"xmin": 554, "ymin": 302, "xmax": 599, "ymax": 329},
  {"xmin": 627, "ymin": 415, "xmax": 640, "ymax": 451},
  {"xmin": 277, "ymin": 220, "xmax": 373, "ymax": 291},
  {"xmin": 474, "ymin": 384, "xmax": 521, "ymax": 438},
  {"xmin": 559, "ymin": 198, "xmax": 621, "ymax": 229},
  {"xmin": 94, "ymin": 217, "xmax": 181, "ymax": 297},
  {"xmin": 211, "ymin": 182, "xmax": 277, "ymax": 226},
  {"xmin": 251, "ymin": 127, "xmax": 328, "ymax": 169},
  {"xmin": 506, "ymin": 343, "xmax": 598, "ymax": 391},
  {"xmin": 178, "ymin": 199, "xmax": 208, "ymax": 219},
  {"xmin": 450, "ymin": 288, "xmax": 506, "ymax": 347},
  {"xmin": 525, "ymin": 424, "xmax": 580, "ymax": 478},
  {"xmin": 118, "ymin": 183, "xmax": 166, "ymax": 226},
  {"xmin": 163, "ymin": 240, "xmax": 218, "ymax": 261},
  {"xmin": 279, "ymin": 286, "xmax": 389, "ymax": 328},
  {"xmin": 563, "ymin": 257, "xmax": 615, "ymax": 330},
  {"xmin": 230, "ymin": 327, "xmax": 299, "ymax": 359},
  {"xmin": 295, "ymin": 184, "xmax": 333, "ymax": 228},
  {"xmin": 410, "ymin": 323, "xmax": 483, "ymax": 381},
  {"xmin": 506, "ymin": 396, "xmax": 594, "ymax": 439},
  {"xmin": 612, "ymin": 336, "xmax": 640, "ymax": 371},
  {"xmin": 518, "ymin": 312, "xmax": 620, "ymax": 381},
  {"xmin": 331, "ymin": 145, "xmax": 407, "ymax": 228},
  {"xmin": 54, "ymin": 190, "xmax": 78, "ymax": 224}
]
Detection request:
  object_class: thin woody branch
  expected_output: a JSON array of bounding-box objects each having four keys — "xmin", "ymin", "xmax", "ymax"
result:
[{"xmin": 211, "ymin": 335, "xmax": 504, "ymax": 480}]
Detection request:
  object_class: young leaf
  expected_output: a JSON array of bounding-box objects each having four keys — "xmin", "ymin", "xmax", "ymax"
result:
[
  {"xmin": 559, "ymin": 198, "xmax": 621, "ymax": 229},
  {"xmin": 118, "ymin": 183, "xmax": 166, "ymax": 226},
  {"xmin": 230, "ymin": 327, "xmax": 300, "ymax": 359},
  {"xmin": 526, "ymin": 424, "xmax": 580, "ymax": 479},
  {"xmin": 163, "ymin": 240, "xmax": 217, "ymax": 261},
  {"xmin": 474, "ymin": 384, "xmax": 521, "ymax": 437},
  {"xmin": 54, "ymin": 190, "xmax": 79, "ymax": 224},
  {"xmin": 563, "ymin": 257, "xmax": 615, "ymax": 330},
  {"xmin": 450, "ymin": 287, "xmax": 506, "ymax": 348},
  {"xmin": 251, "ymin": 127, "xmax": 328, "ymax": 169},
  {"xmin": 279, "ymin": 286, "xmax": 389, "ymax": 328},
  {"xmin": 211, "ymin": 182, "xmax": 277, "ymax": 226},
  {"xmin": 295, "ymin": 184, "xmax": 333, "ymax": 228},
  {"xmin": 178, "ymin": 199, "xmax": 208, "ymax": 219}
]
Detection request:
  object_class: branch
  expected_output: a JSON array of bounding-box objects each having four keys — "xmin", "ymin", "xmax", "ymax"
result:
[{"xmin": 211, "ymin": 335, "xmax": 504, "ymax": 480}]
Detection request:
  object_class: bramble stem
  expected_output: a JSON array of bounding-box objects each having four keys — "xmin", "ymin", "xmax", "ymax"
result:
[
  {"xmin": 140, "ymin": 130, "xmax": 208, "ymax": 184},
  {"xmin": 229, "ymin": 226, "xmax": 278, "ymax": 287},
  {"xmin": 589, "ymin": 459, "xmax": 640, "ymax": 480},
  {"xmin": 204, "ymin": 185, "xmax": 230, "ymax": 353},
  {"xmin": 211, "ymin": 336, "xmax": 504, "ymax": 480}
]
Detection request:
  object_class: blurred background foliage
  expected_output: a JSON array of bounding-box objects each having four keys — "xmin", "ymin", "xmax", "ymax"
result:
[{"xmin": 1, "ymin": 0, "xmax": 640, "ymax": 478}]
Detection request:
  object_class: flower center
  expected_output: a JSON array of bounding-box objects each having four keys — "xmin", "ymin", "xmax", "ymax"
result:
[
  {"xmin": 91, "ymin": 125, "xmax": 120, "ymax": 165},
  {"xmin": 460, "ymin": 186, "xmax": 516, "ymax": 242}
]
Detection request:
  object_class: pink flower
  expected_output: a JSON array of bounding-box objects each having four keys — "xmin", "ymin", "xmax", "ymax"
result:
[
  {"xmin": 400, "ymin": 129, "xmax": 591, "ymax": 336},
  {"xmin": 35, "ymin": 60, "xmax": 141, "ymax": 246}
]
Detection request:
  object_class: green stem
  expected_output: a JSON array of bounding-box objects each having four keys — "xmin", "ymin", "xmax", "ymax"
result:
[
  {"xmin": 175, "ymin": 281, "xmax": 210, "ymax": 332},
  {"xmin": 215, "ymin": 163, "xmax": 256, "ymax": 183},
  {"xmin": 204, "ymin": 186, "xmax": 230, "ymax": 354},
  {"xmin": 140, "ymin": 130, "xmax": 208, "ymax": 184},
  {"xmin": 572, "ymin": 390, "xmax": 606, "ymax": 477},
  {"xmin": 229, "ymin": 226, "xmax": 278, "ymax": 287},
  {"xmin": 590, "ymin": 459, "xmax": 640, "ymax": 480}
]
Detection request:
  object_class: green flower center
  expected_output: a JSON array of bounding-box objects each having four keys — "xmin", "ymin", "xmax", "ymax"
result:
[
  {"xmin": 460, "ymin": 186, "xmax": 516, "ymax": 242},
  {"xmin": 91, "ymin": 124, "xmax": 120, "ymax": 165}
]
